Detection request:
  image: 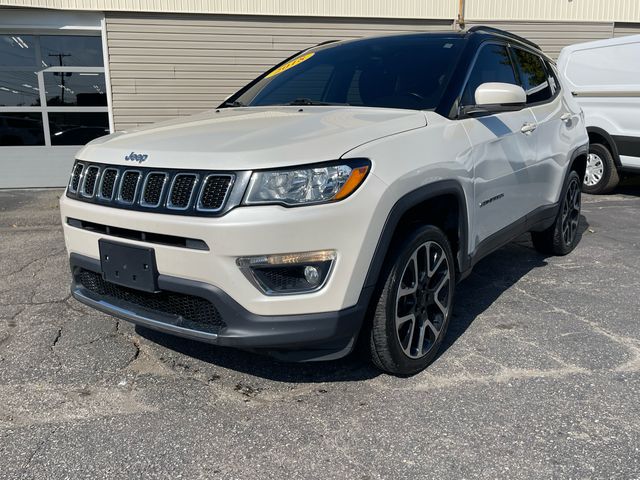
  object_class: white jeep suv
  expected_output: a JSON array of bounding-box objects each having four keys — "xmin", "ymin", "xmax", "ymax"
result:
[{"xmin": 61, "ymin": 27, "xmax": 588, "ymax": 375}]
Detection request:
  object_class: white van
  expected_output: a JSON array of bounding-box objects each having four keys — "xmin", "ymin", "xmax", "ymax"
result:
[{"xmin": 558, "ymin": 35, "xmax": 640, "ymax": 193}]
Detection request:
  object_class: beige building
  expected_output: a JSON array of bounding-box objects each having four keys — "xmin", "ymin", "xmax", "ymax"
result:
[{"xmin": 1, "ymin": 0, "xmax": 639, "ymax": 187}]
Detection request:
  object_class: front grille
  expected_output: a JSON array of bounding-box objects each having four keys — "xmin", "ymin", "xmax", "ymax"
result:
[
  {"xmin": 100, "ymin": 168, "xmax": 118, "ymax": 199},
  {"xmin": 141, "ymin": 173, "xmax": 166, "ymax": 207},
  {"xmin": 198, "ymin": 175, "xmax": 233, "ymax": 211},
  {"xmin": 66, "ymin": 161, "xmax": 238, "ymax": 217},
  {"xmin": 168, "ymin": 174, "xmax": 197, "ymax": 209},
  {"xmin": 81, "ymin": 166, "xmax": 99, "ymax": 197},
  {"xmin": 76, "ymin": 269, "xmax": 226, "ymax": 334},
  {"xmin": 119, "ymin": 171, "xmax": 140, "ymax": 203},
  {"xmin": 69, "ymin": 163, "xmax": 84, "ymax": 192}
]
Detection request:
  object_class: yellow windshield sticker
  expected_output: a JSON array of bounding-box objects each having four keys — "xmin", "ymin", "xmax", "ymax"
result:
[{"xmin": 266, "ymin": 52, "xmax": 315, "ymax": 78}]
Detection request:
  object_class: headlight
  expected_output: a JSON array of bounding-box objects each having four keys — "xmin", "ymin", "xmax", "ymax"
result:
[{"xmin": 243, "ymin": 159, "xmax": 370, "ymax": 206}]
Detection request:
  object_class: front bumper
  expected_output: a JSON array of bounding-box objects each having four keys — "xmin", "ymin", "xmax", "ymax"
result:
[
  {"xmin": 70, "ymin": 253, "xmax": 370, "ymax": 361},
  {"xmin": 60, "ymin": 172, "xmax": 388, "ymax": 317}
]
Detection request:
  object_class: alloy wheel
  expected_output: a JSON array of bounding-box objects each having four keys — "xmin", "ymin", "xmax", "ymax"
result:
[
  {"xmin": 584, "ymin": 153, "xmax": 604, "ymax": 187},
  {"xmin": 562, "ymin": 177, "xmax": 581, "ymax": 246},
  {"xmin": 395, "ymin": 241, "xmax": 452, "ymax": 359}
]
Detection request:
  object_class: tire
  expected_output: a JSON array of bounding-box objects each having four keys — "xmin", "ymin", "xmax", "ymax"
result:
[
  {"xmin": 368, "ymin": 225, "xmax": 456, "ymax": 376},
  {"xmin": 583, "ymin": 143, "xmax": 619, "ymax": 194},
  {"xmin": 532, "ymin": 170, "xmax": 582, "ymax": 256}
]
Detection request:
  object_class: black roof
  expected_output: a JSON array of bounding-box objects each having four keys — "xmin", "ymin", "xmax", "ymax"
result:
[{"xmin": 315, "ymin": 26, "xmax": 544, "ymax": 57}]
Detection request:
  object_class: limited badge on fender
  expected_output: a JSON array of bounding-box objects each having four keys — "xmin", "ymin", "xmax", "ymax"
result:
[{"xmin": 266, "ymin": 52, "xmax": 315, "ymax": 78}]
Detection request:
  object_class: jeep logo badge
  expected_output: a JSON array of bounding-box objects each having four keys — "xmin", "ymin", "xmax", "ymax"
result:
[{"xmin": 124, "ymin": 152, "xmax": 148, "ymax": 163}]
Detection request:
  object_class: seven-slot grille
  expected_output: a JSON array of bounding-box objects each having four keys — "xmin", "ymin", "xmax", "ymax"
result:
[
  {"xmin": 141, "ymin": 173, "xmax": 167, "ymax": 207},
  {"xmin": 199, "ymin": 175, "xmax": 233, "ymax": 211},
  {"xmin": 69, "ymin": 163, "xmax": 84, "ymax": 193},
  {"xmin": 119, "ymin": 171, "xmax": 141, "ymax": 203},
  {"xmin": 81, "ymin": 166, "xmax": 100, "ymax": 197},
  {"xmin": 99, "ymin": 168, "xmax": 118, "ymax": 199},
  {"xmin": 66, "ymin": 161, "xmax": 235, "ymax": 216},
  {"xmin": 168, "ymin": 174, "xmax": 197, "ymax": 209}
]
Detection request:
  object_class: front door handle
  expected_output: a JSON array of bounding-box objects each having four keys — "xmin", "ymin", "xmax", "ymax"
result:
[
  {"xmin": 521, "ymin": 122, "xmax": 537, "ymax": 134},
  {"xmin": 560, "ymin": 113, "xmax": 572, "ymax": 123}
]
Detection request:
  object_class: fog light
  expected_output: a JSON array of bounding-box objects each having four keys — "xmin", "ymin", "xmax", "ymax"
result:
[
  {"xmin": 236, "ymin": 250, "xmax": 336, "ymax": 295},
  {"xmin": 304, "ymin": 265, "xmax": 320, "ymax": 286}
]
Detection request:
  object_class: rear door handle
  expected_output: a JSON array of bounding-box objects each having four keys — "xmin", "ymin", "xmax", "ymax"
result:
[
  {"xmin": 560, "ymin": 113, "xmax": 572, "ymax": 122},
  {"xmin": 521, "ymin": 122, "xmax": 537, "ymax": 134}
]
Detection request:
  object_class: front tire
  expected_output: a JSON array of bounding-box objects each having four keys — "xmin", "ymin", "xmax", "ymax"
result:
[
  {"xmin": 583, "ymin": 143, "xmax": 619, "ymax": 194},
  {"xmin": 532, "ymin": 170, "xmax": 582, "ymax": 256},
  {"xmin": 368, "ymin": 226, "xmax": 455, "ymax": 376}
]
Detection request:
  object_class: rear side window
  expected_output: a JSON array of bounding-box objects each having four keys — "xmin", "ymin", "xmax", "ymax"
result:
[
  {"xmin": 512, "ymin": 48, "xmax": 553, "ymax": 104},
  {"xmin": 461, "ymin": 44, "xmax": 517, "ymax": 106}
]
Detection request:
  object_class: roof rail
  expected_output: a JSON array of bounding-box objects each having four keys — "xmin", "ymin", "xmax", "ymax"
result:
[
  {"xmin": 315, "ymin": 40, "xmax": 339, "ymax": 47},
  {"xmin": 468, "ymin": 26, "xmax": 540, "ymax": 50}
]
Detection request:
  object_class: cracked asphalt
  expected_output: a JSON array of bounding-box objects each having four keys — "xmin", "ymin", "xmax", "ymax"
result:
[{"xmin": 1, "ymin": 181, "xmax": 640, "ymax": 480}]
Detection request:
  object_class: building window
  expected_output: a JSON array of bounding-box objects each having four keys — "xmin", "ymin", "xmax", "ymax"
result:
[
  {"xmin": 43, "ymin": 72, "xmax": 107, "ymax": 106},
  {"xmin": 0, "ymin": 112, "xmax": 45, "ymax": 146},
  {"xmin": 49, "ymin": 112, "xmax": 109, "ymax": 146},
  {"xmin": 0, "ymin": 33, "xmax": 109, "ymax": 147}
]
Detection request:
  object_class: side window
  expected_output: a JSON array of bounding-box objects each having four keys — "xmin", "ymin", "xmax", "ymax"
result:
[
  {"xmin": 512, "ymin": 48, "xmax": 553, "ymax": 104},
  {"xmin": 461, "ymin": 44, "xmax": 517, "ymax": 106}
]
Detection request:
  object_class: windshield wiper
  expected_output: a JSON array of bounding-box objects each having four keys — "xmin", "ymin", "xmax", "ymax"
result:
[
  {"xmin": 221, "ymin": 100, "xmax": 246, "ymax": 107},
  {"xmin": 287, "ymin": 98, "xmax": 350, "ymax": 106}
]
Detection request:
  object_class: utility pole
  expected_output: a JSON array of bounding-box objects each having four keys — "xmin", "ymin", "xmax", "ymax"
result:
[
  {"xmin": 455, "ymin": 0, "xmax": 465, "ymax": 30},
  {"xmin": 49, "ymin": 53, "xmax": 71, "ymax": 105}
]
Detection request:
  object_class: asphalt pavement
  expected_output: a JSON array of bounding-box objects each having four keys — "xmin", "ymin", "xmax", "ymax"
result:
[{"xmin": 1, "ymin": 180, "xmax": 639, "ymax": 479}]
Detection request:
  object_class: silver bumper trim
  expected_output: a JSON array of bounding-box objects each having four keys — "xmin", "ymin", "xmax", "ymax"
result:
[{"xmin": 71, "ymin": 286, "xmax": 220, "ymax": 344}]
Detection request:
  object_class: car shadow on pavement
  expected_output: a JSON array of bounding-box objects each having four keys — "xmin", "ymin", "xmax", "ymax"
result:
[
  {"xmin": 136, "ymin": 325, "xmax": 382, "ymax": 383},
  {"xmin": 438, "ymin": 214, "xmax": 590, "ymax": 359},
  {"xmin": 137, "ymin": 215, "xmax": 589, "ymax": 382}
]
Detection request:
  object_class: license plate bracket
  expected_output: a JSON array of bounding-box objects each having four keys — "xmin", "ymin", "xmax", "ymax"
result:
[{"xmin": 99, "ymin": 239, "xmax": 159, "ymax": 293}]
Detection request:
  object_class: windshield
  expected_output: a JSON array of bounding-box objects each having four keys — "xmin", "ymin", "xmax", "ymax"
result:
[{"xmin": 231, "ymin": 36, "xmax": 464, "ymax": 111}]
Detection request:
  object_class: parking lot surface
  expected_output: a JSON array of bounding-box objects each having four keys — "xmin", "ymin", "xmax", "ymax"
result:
[{"xmin": 1, "ymin": 184, "xmax": 639, "ymax": 479}]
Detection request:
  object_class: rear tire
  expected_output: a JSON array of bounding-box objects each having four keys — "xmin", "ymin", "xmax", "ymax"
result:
[
  {"xmin": 532, "ymin": 170, "xmax": 582, "ymax": 256},
  {"xmin": 368, "ymin": 225, "xmax": 455, "ymax": 376},
  {"xmin": 583, "ymin": 143, "xmax": 619, "ymax": 194}
]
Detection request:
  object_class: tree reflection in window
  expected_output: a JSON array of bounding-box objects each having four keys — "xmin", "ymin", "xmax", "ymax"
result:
[{"xmin": 512, "ymin": 48, "xmax": 552, "ymax": 103}]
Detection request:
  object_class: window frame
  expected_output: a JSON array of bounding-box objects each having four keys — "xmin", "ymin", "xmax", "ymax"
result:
[
  {"xmin": 544, "ymin": 61, "xmax": 562, "ymax": 97},
  {"xmin": 0, "ymin": 31, "xmax": 109, "ymax": 147}
]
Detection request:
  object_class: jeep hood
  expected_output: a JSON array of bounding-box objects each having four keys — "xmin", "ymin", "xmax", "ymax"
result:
[{"xmin": 77, "ymin": 106, "xmax": 427, "ymax": 170}]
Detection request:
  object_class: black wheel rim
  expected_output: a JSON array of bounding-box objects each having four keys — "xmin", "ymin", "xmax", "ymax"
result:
[
  {"xmin": 562, "ymin": 177, "xmax": 581, "ymax": 246},
  {"xmin": 395, "ymin": 241, "xmax": 452, "ymax": 359}
]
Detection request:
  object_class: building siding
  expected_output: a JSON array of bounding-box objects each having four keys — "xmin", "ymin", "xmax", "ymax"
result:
[
  {"xmin": 0, "ymin": 0, "xmax": 457, "ymax": 19},
  {"xmin": 465, "ymin": 0, "xmax": 640, "ymax": 23},
  {"xmin": 465, "ymin": 21, "xmax": 614, "ymax": 58},
  {"xmin": 2, "ymin": 0, "xmax": 640, "ymax": 23},
  {"xmin": 105, "ymin": 13, "xmax": 454, "ymax": 130}
]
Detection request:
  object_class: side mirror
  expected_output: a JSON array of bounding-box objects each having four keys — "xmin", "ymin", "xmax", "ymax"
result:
[{"xmin": 474, "ymin": 82, "xmax": 526, "ymax": 109}]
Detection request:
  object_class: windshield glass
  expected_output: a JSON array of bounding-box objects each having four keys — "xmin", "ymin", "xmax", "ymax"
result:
[{"xmin": 232, "ymin": 36, "xmax": 464, "ymax": 111}]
